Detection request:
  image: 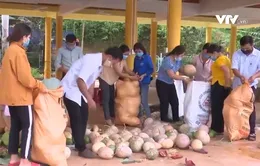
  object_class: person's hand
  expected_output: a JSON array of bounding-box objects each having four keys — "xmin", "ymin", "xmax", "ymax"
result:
[
  {"xmin": 129, "ymin": 75, "xmax": 139, "ymax": 81},
  {"xmin": 183, "ymin": 77, "xmax": 192, "ymax": 84},
  {"xmin": 88, "ymin": 98, "xmax": 97, "ymax": 111},
  {"xmin": 239, "ymin": 75, "xmax": 246, "ymax": 84},
  {"xmin": 139, "ymin": 74, "xmax": 145, "ymax": 81},
  {"xmin": 248, "ymin": 75, "xmax": 255, "ymax": 84}
]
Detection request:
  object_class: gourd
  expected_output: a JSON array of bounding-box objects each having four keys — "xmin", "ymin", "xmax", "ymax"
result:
[
  {"xmin": 42, "ymin": 77, "xmax": 61, "ymax": 90},
  {"xmin": 115, "ymin": 146, "xmax": 132, "ymax": 158},
  {"xmin": 145, "ymin": 148, "xmax": 159, "ymax": 160},
  {"xmin": 142, "ymin": 142, "xmax": 156, "ymax": 152},
  {"xmin": 92, "ymin": 142, "xmax": 106, "ymax": 153},
  {"xmin": 191, "ymin": 139, "xmax": 203, "ymax": 150},
  {"xmin": 195, "ymin": 130, "xmax": 210, "ymax": 145},
  {"xmin": 97, "ymin": 147, "xmax": 114, "ymax": 159},
  {"xmin": 175, "ymin": 134, "xmax": 190, "ymax": 149}
]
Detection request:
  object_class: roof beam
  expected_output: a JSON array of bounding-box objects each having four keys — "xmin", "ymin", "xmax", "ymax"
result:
[
  {"xmin": 199, "ymin": 0, "xmax": 260, "ymax": 14},
  {"xmin": 58, "ymin": 3, "xmax": 91, "ymax": 16}
]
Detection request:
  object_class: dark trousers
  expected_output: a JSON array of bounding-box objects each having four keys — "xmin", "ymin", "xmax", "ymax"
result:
[
  {"xmin": 210, "ymin": 82, "xmax": 231, "ymax": 133},
  {"xmin": 99, "ymin": 78, "xmax": 115, "ymax": 120},
  {"xmin": 8, "ymin": 105, "xmax": 33, "ymax": 159},
  {"xmin": 63, "ymin": 96, "xmax": 88, "ymax": 152},
  {"xmin": 156, "ymin": 79, "xmax": 179, "ymax": 122},
  {"xmin": 250, "ymin": 87, "xmax": 256, "ymax": 134}
]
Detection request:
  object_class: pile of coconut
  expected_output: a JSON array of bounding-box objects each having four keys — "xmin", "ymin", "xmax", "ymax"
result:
[{"xmin": 64, "ymin": 118, "xmax": 211, "ymax": 160}]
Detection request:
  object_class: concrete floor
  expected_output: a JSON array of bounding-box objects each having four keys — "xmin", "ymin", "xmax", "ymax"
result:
[{"xmin": 67, "ymin": 86, "xmax": 260, "ymax": 166}]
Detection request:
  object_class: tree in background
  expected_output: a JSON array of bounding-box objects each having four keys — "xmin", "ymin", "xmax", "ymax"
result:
[{"xmin": 3, "ymin": 16, "xmax": 260, "ymax": 76}]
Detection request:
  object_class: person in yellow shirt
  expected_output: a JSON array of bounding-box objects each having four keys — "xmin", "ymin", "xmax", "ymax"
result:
[{"xmin": 207, "ymin": 43, "xmax": 232, "ymax": 137}]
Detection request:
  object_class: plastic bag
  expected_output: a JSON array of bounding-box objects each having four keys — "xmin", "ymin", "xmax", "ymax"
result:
[
  {"xmin": 115, "ymin": 79, "xmax": 141, "ymax": 126},
  {"xmin": 223, "ymin": 83, "xmax": 254, "ymax": 141},
  {"xmin": 168, "ymin": 80, "xmax": 185, "ymax": 119},
  {"xmin": 184, "ymin": 81, "xmax": 211, "ymax": 131},
  {"xmin": 31, "ymin": 87, "xmax": 68, "ymax": 166}
]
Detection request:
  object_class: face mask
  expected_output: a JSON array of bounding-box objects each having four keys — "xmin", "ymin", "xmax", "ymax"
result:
[
  {"xmin": 23, "ymin": 38, "xmax": 30, "ymax": 48},
  {"xmin": 123, "ymin": 55, "xmax": 128, "ymax": 60},
  {"xmin": 211, "ymin": 56, "xmax": 217, "ymax": 61},
  {"xmin": 66, "ymin": 44, "xmax": 76, "ymax": 51},
  {"xmin": 202, "ymin": 54, "xmax": 210, "ymax": 59},
  {"xmin": 175, "ymin": 57, "xmax": 182, "ymax": 61},
  {"xmin": 241, "ymin": 49, "xmax": 253, "ymax": 55},
  {"xmin": 136, "ymin": 52, "xmax": 143, "ymax": 57}
]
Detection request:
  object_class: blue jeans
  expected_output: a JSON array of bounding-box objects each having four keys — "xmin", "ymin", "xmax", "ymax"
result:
[{"xmin": 139, "ymin": 83, "xmax": 151, "ymax": 117}]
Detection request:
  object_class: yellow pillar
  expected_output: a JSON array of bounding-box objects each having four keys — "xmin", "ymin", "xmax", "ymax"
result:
[
  {"xmin": 206, "ymin": 27, "xmax": 212, "ymax": 43},
  {"xmin": 55, "ymin": 14, "xmax": 63, "ymax": 80},
  {"xmin": 150, "ymin": 19, "xmax": 158, "ymax": 77},
  {"xmin": 167, "ymin": 0, "xmax": 182, "ymax": 51},
  {"xmin": 125, "ymin": 0, "xmax": 137, "ymax": 70},
  {"xmin": 229, "ymin": 25, "xmax": 237, "ymax": 60},
  {"xmin": 44, "ymin": 17, "xmax": 52, "ymax": 79}
]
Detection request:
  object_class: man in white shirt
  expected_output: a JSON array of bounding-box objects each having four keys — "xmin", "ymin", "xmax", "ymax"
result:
[
  {"xmin": 232, "ymin": 36, "xmax": 260, "ymax": 141},
  {"xmin": 61, "ymin": 46, "xmax": 123, "ymax": 158},
  {"xmin": 55, "ymin": 34, "xmax": 84, "ymax": 78}
]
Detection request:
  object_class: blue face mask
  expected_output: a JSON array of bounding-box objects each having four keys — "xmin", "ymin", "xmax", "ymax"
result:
[
  {"xmin": 202, "ymin": 54, "xmax": 210, "ymax": 59},
  {"xmin": 23, "ymin": 38, "xmax": 30, "ymax": 48},
  {"xmin": 175, "ymin": 57, "xmax": 182, "ymax": 62},
  {"xmin": 136, "ymin": 52, "xmax": 143, "ymax": 57},
  {"xmin": 123, "ymin": 55, "xmax": 128, "ymax": 60},
  {"xmin": 211, "ymin": 57, "xmax": 217, "ymax": 61}
]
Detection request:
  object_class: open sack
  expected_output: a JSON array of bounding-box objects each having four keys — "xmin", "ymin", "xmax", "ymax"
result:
[
  {"xmin": 31, "ymin": 87, "xmax": 68, "ymax": 166},
  {"xmin": 223, "ymin": 83, "xmax": 254, "ymax": 141}
]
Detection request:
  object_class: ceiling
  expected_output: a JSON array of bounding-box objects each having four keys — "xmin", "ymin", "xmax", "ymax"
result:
[{"xmin": 0, "ymin": 0, "xmax": 260, "ymax": 28}]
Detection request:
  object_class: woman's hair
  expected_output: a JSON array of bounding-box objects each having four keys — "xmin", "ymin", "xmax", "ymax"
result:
[
  {"xmin": 167, "ymin": 45, "xmax": 185, "ymax": 56},
  {"xmin": 207, "ymin": 43, "xmax": 222, "ymax": 53},
  {"xmin": 133, "ymin": 42, "xmax": 147, "ymax": 54},
  {"xmin": 66, "ymin": 34, "xmax": 77, "ymax": 43},
  {"xmin": 7, "ymin": 23, "xmax": 32, "ymax": 43},
  {"xmin": 119, "ymin": 44, "xmax": 130, "ymax": 53}
]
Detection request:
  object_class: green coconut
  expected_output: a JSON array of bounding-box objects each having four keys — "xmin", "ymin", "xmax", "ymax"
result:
[
  {"xmin": 84, "ymin": 135, "xmax": 90, "ymax": 144},
  {"xmin": 1, "ymin": 132, "xmax": 9, "ymax": 146},
  {"xmin": 66, "ymin": 138, "xmax": 73, "ymax": 145}
]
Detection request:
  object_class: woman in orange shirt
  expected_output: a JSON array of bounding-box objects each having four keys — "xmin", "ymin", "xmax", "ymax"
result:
[{"xmin": 0, "ymin": 23, "xmax": 47, "ymax": 166}]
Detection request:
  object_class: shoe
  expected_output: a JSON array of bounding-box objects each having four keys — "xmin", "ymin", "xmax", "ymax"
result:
[
  {"xmin": 8, "ymin": 162, "xmax": 20, "ymax": 166},
  {"xmin": 248, "ymin": 133, "xmax": 256, "ymax": 141},
  {"xmin": 78, "ymin": 149, "xmax": 98, "ymax": 158}
]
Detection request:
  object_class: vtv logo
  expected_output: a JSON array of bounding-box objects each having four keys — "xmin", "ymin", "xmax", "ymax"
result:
[{"xmin": 215, "ymin": 15, "xmax": 239, "ymax": 24}]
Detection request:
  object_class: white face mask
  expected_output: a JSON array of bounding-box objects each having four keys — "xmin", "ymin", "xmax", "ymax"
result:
[{"xmin": 104, "ymin": 59, "xmax": 112, "ymax": 67}]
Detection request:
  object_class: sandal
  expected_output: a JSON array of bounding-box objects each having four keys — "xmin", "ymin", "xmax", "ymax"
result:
[{"xmin": 248, "ymin": 133, "xmax": 256, "ymax": 141}]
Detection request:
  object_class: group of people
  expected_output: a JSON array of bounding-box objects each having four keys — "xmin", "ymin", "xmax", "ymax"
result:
[
  {"xmin": 0, "ymin": 22, "xmax": 259, "ymax": 166},
  {"xmin": 0, "ymin": 23, "xmax": 155, "ymax": 165},
  {"xmin": 158, "ymin": 36, "xmax": 260, "ymax": 142}
]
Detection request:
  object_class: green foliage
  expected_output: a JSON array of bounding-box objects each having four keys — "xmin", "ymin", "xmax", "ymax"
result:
[
  {"xmin": 7, "ymin": 17, "xmax": 260, "ymax": 74},
  {"xmin": 31, "ymin": 68, "xmax": 42, "ymax": 78}
]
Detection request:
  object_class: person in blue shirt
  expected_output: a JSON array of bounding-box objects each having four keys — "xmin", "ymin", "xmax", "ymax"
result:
[
  {"xmin": 156, "ymin": 45, "xmax": 191, "ymax": 122},
  {"xmin": 133, "ymin": 42, "xmax": 154, "ymax": 118}
]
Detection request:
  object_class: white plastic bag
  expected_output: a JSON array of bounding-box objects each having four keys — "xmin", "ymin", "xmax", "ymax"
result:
[
  {"xmin": 4, "ymin": 106, "xmax": 10, "ymax": 116},
  {"xmin": 168, "ymin": 80, "xmax": 185, "ymax": 119},
  {"xmin": 184, "ymin": 81, "xmax": 211, "ymax": 131}
]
